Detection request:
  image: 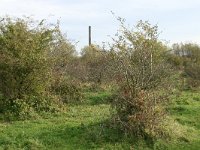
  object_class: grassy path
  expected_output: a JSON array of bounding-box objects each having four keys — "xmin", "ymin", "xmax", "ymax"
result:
[
  {"xmin": 0, "ymin": 104, "xmax": 117, "ymax": 150},
  {"xmin": 0, "ymin": 92, "xmax": 134, "ymax": 150}
]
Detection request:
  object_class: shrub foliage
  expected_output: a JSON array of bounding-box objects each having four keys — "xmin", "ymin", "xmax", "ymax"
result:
[{"xmin": 0, "ymin": 17, "xmax": 76, "ymax": 119}]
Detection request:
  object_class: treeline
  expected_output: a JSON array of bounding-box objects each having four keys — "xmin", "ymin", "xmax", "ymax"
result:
[
  {"xmin": 168, "ymin": 43, "xmax": 200, "ymax": 88},
  {"xmin": 0, "ymin": 17, "xmax": 200, "ymax": 139}
]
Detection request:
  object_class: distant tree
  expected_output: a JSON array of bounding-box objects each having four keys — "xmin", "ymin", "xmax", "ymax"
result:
[
  {"xmin": 171, "ymin": 43, "xmax": 200, "ymax": 88},
  {"xmin": 74, "ymin": 44, "xmax": 113, "ymax": 86}
]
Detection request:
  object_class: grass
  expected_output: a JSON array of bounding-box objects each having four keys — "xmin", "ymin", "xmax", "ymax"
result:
[
  {"xmin": 166, "ymin": 91, "xmax": 200, "ymax": 150},
  {"xmin": 0, "ymin": 90, "xmax": 200, "ymax": 149}
]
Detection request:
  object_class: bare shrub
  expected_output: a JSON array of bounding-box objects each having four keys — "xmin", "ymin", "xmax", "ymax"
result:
[{"xmin": 110, "ymin": 19, "xmax": 173, "ymax": 139}]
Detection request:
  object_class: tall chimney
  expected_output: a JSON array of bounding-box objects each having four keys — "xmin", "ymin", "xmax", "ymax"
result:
[{"xmin": 89, "ymin": 26, "xmax": 91, "ymax": 46}]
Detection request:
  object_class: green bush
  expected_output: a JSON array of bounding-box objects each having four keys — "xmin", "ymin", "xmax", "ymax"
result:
[
  {"xmin": 52, "ymin": 78, "xmax": 83, "ymax": 104},
  {"xmin": 3, "ymin": 98, "xmax": 35, "ymax": 120},
  {"xmin": 0, "ymin": 17, "xmax": 74, "ymax": 119},
  {"xmin": 185, "ymin": 64, "xmax": 200, "ymax": 88}
]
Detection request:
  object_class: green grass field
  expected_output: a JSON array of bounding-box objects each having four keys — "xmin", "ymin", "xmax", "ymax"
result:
[{"xmin": 0, "ymin": 91, "xmax": 200, "ymax": 150}]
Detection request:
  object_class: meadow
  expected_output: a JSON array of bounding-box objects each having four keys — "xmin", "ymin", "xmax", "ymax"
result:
[{"xmin": 0, "ymin": 90, "xmax": 199, "ymax": 150}]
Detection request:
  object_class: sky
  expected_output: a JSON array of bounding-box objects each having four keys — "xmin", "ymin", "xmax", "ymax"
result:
[{"xmin": 0, "ymin": 0, "xmax": 200, "ymax": 51}]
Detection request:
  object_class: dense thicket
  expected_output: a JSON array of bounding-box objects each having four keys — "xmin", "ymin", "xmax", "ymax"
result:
[{"xmin": 0, "ymin": 17, "xmax": 78, "ymax": 119}]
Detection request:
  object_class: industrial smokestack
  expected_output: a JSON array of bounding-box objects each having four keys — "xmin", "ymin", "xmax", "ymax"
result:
[{"xmin": 89, "ymin": 26, "xmax": 91, "ymax": 46}]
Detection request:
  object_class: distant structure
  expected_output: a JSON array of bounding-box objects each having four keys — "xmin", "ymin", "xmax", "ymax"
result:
[{"xmin": 89, "ymin": 26, "xmax": 91, "ymax": 46}]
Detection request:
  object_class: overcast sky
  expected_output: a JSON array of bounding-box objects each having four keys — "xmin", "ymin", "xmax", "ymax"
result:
[{"xmin": 1, "ymin": 0, "xmax": 200, "ymax": 50}]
